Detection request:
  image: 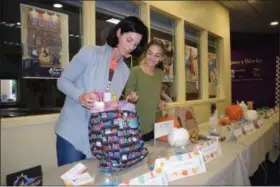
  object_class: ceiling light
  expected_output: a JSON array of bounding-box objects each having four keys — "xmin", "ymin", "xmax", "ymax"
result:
[
  {"xmin": 270, "ymin": 21, "xmax": 279, "ymax": 26},
  {"xmin": 17, "ymin": 22, "xmax": 20, "ymax": 25},
  {"xmin": 106, "ymin": 18, "xmax": 120, "ymax": 25},
  {"xmin": 53, "ymin": 3, "xmax": 63, "ymax": 8}
]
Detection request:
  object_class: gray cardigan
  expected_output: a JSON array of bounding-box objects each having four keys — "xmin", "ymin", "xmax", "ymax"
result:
[{"xmin": 55, "ymin": 44, "xmax": 130, "ymax": 158}]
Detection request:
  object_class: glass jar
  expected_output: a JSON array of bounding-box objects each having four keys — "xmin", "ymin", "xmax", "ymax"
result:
[{"xmin": 94, "ymin": 168, "xmax": 122, "ymax": 186}]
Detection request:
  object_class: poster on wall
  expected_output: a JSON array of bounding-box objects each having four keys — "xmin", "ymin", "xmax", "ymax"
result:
[
  {"xmin": 208, "ymin": 53, "xmax": 218, "ymax": 84},
  {"xmin": 20, "ymin": 4, "xmax": 69, "ymax": 79},
  {"xmin": 231, "ymin": 57, "xmax": 263, "ymax": 81},
  {"xmin": 153, "ymin": 37, "xmax": 174, "ymax": 83},
  {"xmin": 185, "ymin": 45, "xmax": 199, "ymax": 82}
]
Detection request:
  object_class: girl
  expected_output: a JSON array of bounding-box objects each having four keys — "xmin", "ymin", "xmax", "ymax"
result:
[{"xmin": 125, "ymin": 39, "xmax": 166, "ymax": 142}]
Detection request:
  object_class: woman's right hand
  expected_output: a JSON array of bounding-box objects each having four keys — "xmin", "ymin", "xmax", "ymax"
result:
[{"xmin": 79, "ymin": 91, "xmax": 99, "ymax": 109}]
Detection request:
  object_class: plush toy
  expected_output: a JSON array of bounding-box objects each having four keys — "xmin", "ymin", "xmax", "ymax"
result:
[
  {"xmin": 168, "ymin": 127, "xmax": 190, "ymax": 147},
  {"xmin": 244, "ymin": 110, "xmax": 258, "ymax": 121},
  {"xmin": 226, "ymin": 105, "xmax": 243, "ymax": 121}
]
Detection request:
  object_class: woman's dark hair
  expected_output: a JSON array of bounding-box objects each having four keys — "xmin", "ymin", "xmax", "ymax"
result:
[
  {"xmin": 144, "ymin": 39, "xmax": 166, "ymax": 70},
  {"xmin": 106, "ymin": 16, "xmax": 148, "ymax": 57}
]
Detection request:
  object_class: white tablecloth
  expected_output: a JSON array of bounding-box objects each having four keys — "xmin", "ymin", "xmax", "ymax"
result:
[
  {"xmin": 43, "ymin": 139, "xmax": 250, "ymax": 185},
  {"xmin": 43, "ymin": 113, "xmax": 279, "ymax": 185},
  {"xmin": 236, "ymin": 112, "xmax": 279, "ymax": 176}
]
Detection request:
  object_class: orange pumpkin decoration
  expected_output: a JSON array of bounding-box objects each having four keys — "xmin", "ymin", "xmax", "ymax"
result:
[
  {"xmin": 155, "ymin": 116, "xmax": 180, "ymax": 142},
  {"xmin": 225, "ymin": 105, "xmax": 243, "ymax": 120}
]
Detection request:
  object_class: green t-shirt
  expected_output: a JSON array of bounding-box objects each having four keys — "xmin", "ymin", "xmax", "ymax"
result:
[{"xmin": 125, "ymin": 66, "xmax": 163, "ymax": 135}]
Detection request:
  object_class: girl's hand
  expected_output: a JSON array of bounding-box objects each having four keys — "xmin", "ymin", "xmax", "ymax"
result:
[
  {"xmin": 126, "ymin": 91, "xmax": 139, "ymax": 103},
  {"xmin": 159, "ymin": 100, "xmax": 167, "ymax": 112},
  {"xmin": 79, "ymin": 91, "xmax": 99, "ymax": 109}
]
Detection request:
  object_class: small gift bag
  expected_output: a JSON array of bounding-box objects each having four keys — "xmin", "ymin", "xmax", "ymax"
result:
[{"xmin": 88, "ymin": 99, "xmax": 148, "ymax": 171}]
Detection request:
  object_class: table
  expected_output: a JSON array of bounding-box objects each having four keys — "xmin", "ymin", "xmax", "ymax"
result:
[
  {"xmin": 236, "ymin": 112, "xmax": 279, "ymax": 176},
  {"xmin": 43, "ymin": 140, "xmax": 250, "ymax": 185},
  {"xmin": 43, "ymin": 113, "xmax": 279, "ymax": 185}
]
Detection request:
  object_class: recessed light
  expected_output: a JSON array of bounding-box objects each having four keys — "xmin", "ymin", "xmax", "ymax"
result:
[
  {"xmin": 270, "ymin": 21, "xmax": 279, "ymax": 26},
  {"xmin": 106, "ymin": 18, "xmax": 120, "ymax": 25},
  {"xmin": 53, "ymin": 3, "xmax": 63, "ymax": 8}
]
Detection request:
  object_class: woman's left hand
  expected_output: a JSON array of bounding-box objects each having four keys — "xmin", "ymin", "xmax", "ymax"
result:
[{"xmin": 159, "ymin": 100, "xmax": 167, "ymax": 112}]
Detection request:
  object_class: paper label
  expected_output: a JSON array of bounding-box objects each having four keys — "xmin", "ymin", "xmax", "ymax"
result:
[
  {"xmin": 256, "ymin": 119, "xmax": 264, "ymax": 128},
  {"xmin": 233, "ymin": 128, "xmax": 244, "ymax": 140},
  {"xmin": 195, "ymin": 137, "xmax": 222, "ymax": 163},
  {"xmin": 65, "ymin": 172, "xmax": 94, "ymax": 186},
  {"xmin": 153, "ymin": 151, "xmax": 206, "ymax": 182},
  {"xmin": 104, "ymin": 92, "xmax": 112, "ymax": 102},
  {"xmin": 120, "ymin": 172, "xmax": 168, "ymax": 185},
  {"xmin": 60, "ymin": 163, "xmax": 87, "ymax": 182},
  {"xmin": 243, "ymin": 122, "xmax": 256, "ymax": 134},
  {"xmin": 154, "ymin": 120, "xmax": 173, "ymax": 139}
]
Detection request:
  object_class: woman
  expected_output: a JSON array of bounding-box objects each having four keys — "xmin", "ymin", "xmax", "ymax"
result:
[
  {"xmin": 125, "ymin": 39, "xmax": 166, "ymax": 142},
  {"xmin": 55, "ymin": 16, "xmax": 148, "ymax": 166}
]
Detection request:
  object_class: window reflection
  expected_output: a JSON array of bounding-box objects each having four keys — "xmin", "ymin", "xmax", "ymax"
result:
[
  {"xmin": 208, "ymin": 34, "xmax": 219, "ymax": 98},
  {"xmin": 185, "ymin": 25, "xmax": 201, "ymax": 101}
]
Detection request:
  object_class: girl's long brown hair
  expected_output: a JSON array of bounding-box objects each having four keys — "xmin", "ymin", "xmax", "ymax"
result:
[{"xmin": 140, "ymin": 39, "xmax": 166, "ymax": 70}]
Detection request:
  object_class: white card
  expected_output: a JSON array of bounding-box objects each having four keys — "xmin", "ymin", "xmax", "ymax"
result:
[
  {"xmin": 256, "ymin": 119, "xmax": 264, "ymax": 128},
  {"xmin": 154, "ymin": 120, "xmax": 173, "ymax": 139},
  {"xmin": 104, "ymin": 92, "xmax": 112, "ymax": 102},
  {"xmin": 243, "ymin": 122, "xmax": 256, "ymax": 134},
  {"xmin": 153, "ymin": 151, "xmax": 206, "ymax": 182},
  {"xmin": 195, "ymin": 137, "xmax": 222, "ymax": 163},
  {"xmin": 66, "ymin": 172, "xmax": 94, "ymax": 186},
  {"xmin": 120, "ymin": 172, "xmax": 168, "ymax": 185},
  {"xmin": 233, "ymin": 128, "xmax": 244, "ymax": 140},
  {"xmin": 91, "ymin": 101, "xmax": 105, "ymax": 113},
  {"xmin": 60, "ymin": 162, "xmax": 87, "ymax": 182}
]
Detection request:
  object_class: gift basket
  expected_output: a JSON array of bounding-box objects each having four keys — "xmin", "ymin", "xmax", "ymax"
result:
[{"xmin": 88, "ymin": 91, "xmax": 148, "ymax": 172}]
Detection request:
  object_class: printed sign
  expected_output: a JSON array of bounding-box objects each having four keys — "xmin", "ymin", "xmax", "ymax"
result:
[
  {"xmin": 195, "ymin": 137, "xmax": 222, "ymax": 163},
  {"xmin": 154, "ymin": 120, "xmax": 173, "ymax": 139},
  {"xmin": 153, "ymin": 151, "xmax": 206, "ymax": 182},
  {"xmin": 120, "ymin": 172, "xmax": 168, "ymax": 185}
]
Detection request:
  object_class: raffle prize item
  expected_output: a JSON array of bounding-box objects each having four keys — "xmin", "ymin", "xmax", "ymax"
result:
[
  {"xmin": 88, "ymin": 92, "xmax": 148, "ymax": 172},
  {"xmin": 225, "ymin": 104, "xmax": 243, "ymax": 121},
  {"xmin": 244, "ymin": 110, "xmax": 258, "ymax": 122}
]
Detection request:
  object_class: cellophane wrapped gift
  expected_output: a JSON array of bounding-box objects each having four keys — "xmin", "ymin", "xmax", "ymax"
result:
[{"xmin": 88, "ymin": 92, "xmax": 148, "ymax": 171}]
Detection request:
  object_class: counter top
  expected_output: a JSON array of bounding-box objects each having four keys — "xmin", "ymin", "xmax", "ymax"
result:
[{"xmin": 0, "ymin": 108, "xmax": 61, "ymax": 118}]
